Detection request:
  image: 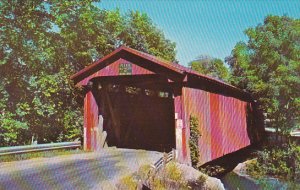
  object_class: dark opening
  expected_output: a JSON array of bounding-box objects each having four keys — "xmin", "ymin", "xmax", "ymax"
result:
[{"xmin": 92, "ymin": 75, "xmax": 176, "ymax": 152}]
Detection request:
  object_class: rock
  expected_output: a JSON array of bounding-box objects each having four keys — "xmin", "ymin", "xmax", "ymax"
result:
[
  {"xmin": 205, "ymin": 177, "xmax": 225, "ymax": 190},
  {"xmin": 177, "ymin": 163, "xmax": 225, "ymax": 190},
  {"xmin": 233, "ymin": 159, "xmax": 257, "ymax": 176}
]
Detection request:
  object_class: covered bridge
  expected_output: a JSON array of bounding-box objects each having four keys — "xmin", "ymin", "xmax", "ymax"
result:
[{"xmin": 71, "ymin": 46, "xmax": 264, "ymax": 165}]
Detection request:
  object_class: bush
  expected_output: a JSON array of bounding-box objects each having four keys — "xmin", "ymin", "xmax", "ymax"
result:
[{"xmin": 246, "ymin": 143, "xmax": 300, "ymax": 182}]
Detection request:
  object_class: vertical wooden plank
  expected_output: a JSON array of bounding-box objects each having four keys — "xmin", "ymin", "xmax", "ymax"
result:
[
  {"xmin": 219, "ymin": 96, "xmax": 228, "ymax": 155},
  {"xmin": 176, "ymin": 85, "xmax": 188, "ymax": 164},
  {"xmin": 84, "ymin": 91, "xmax": 99, "ymax": 151},
  {"xmin": 210, "ymin": 93, "xmax": 222, "ymax": 160},
  {"xmin": 174, "ymin": 94, "xmax": 183, "ymax": 162},
  {"xmin": 92, "ymin": 92, "xmax": 99, "ymax": 151},
  {"xmin": 182, "ymin": 88, "xmax": 191, "ymax": 165},
  {"xmin": 83, "ymin": 94, "xmax": 88, "ymax": 150},
  {"xmin": 199, "ymin": 91, "xmax": 211, "ymax": 164},
  {"xmin": 84, "ymin": 92, "xmax": 91, "ymax": 151}
]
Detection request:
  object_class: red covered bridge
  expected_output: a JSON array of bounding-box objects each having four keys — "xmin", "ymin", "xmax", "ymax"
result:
[{"xmin": 71, "ymin": 46, "xmax": 264, "ymax": 165}]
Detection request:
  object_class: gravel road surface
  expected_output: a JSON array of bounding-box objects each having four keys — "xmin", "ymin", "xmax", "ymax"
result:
[{"xmin": 0, "ymin": 148, "xmax": 162, "ymax": 190}]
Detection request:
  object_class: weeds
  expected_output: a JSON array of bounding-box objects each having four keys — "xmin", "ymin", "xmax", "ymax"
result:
[
  {"xmin": 165, "ymin": 162, "xmax": 183, "ymax": 181},
  {"xmin": 118, "ymin": 175, "xmax": 138, "ymax": 190},
  {"xmin": 117, "ymin": 161, "xmax": 207, "ymax": 190}
]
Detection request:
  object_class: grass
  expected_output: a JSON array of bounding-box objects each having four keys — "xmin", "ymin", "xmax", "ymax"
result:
[
  {"xmin": 118, "ymin": 175, "xmax": 138, "ymax": 190},
  {"xmin": 0, "ymin": 148, "xmax": 84, "ymax": 163}
]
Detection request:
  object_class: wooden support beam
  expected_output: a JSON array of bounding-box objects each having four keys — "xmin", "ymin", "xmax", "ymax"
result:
[{"xmin": 102, "ymin": 86, "xmax": 121, "ymax": 144}]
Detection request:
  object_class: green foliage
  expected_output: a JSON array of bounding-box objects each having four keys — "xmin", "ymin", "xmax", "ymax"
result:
[
  {"xmin": 189, "ymin": 55, "xmax": 230, "ymax": 81},
  {"xmin": 121, "ymin": 11, "xmax": 177, "ymax": 62},
  {"xmin": 226, "ymin": 15, "xmax": 300, "ymax": 135},
  {"xmin": 0, "ymin": 1, "xmax": 176, "ymax": 146},
  {"xmin": 246, "ymin": 144, "xmax": 300, "ymax": 182},
  {"xmin": 189, "ymin": 115, "xmax": 201, "ymax": 167},
  {"xmin": 0, "ymin": 112, "xmax": 28, "ymax": 146}
]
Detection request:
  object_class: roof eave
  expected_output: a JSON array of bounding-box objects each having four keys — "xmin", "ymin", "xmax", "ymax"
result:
[{"xmin": 70, "ymin": 46, "xmax": 185, "ymax": 85}]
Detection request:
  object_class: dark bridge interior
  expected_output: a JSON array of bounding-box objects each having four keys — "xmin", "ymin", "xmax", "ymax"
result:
[{"xmin": 92, "ymin": 75, "xmax": 176, "ymax": 152}]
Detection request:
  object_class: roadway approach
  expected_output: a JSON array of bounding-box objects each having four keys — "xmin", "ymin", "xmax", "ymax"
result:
[{"xmin": 0, "ymin": 148, "xmax": 162, "ymax": 190}]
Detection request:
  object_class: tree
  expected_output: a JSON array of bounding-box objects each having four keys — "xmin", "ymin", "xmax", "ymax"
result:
[
  {"xmin": 0, "ymin": 0, "xmax": 56, "ymax": 145},
  {"xmin": 189, "ymin": 55, "xmax": 230, "ymax": 81},
  {"xmin": 120, "ymin": 11, "xmax": 176, "ymax": 62},
  {"xmin": 226, "ymin": 15, "xmax": 300, "ymax": 136},
  {"xmin": 0, "ymin": 0, "xmax": 176, "ymax": 146}
]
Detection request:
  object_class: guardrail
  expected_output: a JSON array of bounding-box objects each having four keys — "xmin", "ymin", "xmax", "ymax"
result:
[{"xmin": 0, "ymin": 141, "xmax": 81, "ymax": 156}]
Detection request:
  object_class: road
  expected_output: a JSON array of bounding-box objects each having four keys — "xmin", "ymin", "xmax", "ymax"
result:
[{"xmin": 0, "ymin": 148, "xmax": 162, "ymax": 190}]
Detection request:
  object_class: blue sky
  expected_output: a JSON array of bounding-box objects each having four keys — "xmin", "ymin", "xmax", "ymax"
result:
[{"xmin": 98, "ymin": 0, "xmax": 300, "ymax": 66}]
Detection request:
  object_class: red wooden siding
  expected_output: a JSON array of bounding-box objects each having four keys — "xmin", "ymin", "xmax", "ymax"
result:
[
  {"xmin": 174, "ymin": 88, "xmax": 191, "ymax": 165},
  {"xmin": 78, "ymin": 58, "xmax": 154, "ymax": 86},
  {"xmin": 84, "ymin": 91, "xmax": 99, "ymax": 151},
  {"xmin": 71, "ymin": 46, "xmax": 258, "ymax": 165},
  {"xmin": 183, "ymin": 87, "xmax": 250, "ymax": 164},
  {"xmin": 174, "ymin": 95, "xmax": 183, "ymax": 162}
]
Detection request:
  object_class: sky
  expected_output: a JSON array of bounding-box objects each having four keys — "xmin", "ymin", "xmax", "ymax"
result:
[{"xmin": 98, "ymin": 0, "xmax": 300, "ymax": 66}]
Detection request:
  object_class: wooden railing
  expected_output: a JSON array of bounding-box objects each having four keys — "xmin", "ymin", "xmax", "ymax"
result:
[
  {"xmin": 150, "ymin": 149, "xmax": 175, "ymax": 171},
  {"xmin": 142, "ymin": 149, "xmax": 177, "ymax": 189}
]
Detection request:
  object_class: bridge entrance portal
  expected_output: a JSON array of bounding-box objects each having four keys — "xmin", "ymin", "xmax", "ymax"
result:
[{"xmin": 92, "ymin": 75, "xmax": 176, "ymax": 152}]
